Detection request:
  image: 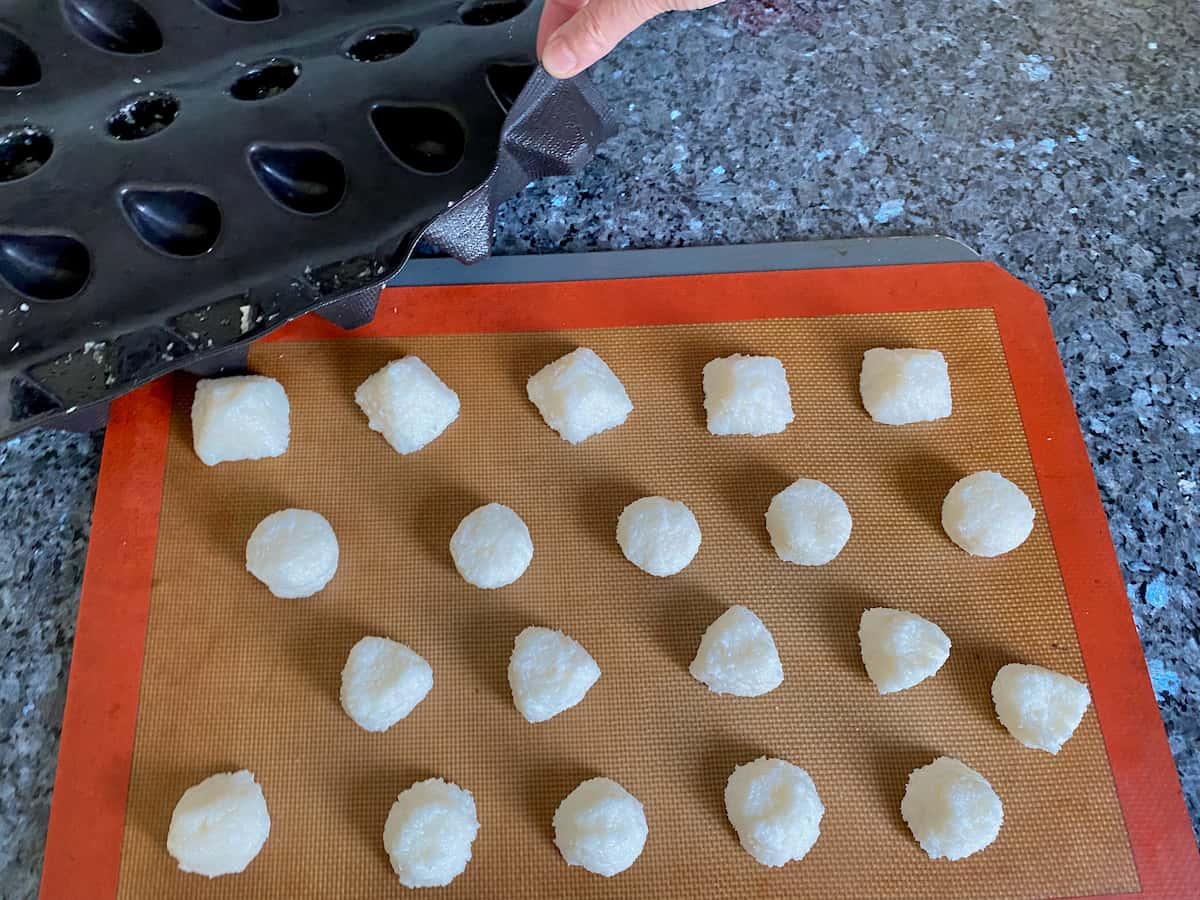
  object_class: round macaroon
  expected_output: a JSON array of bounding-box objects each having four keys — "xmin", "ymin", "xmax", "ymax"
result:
[
  {"xmin": 941, "ymin": 471, "xmax": 1035, "ymax": 557},
  {"xmin": 340, "ymin": 636, "xmax": 433, "ymax": 732},
  {"xmin": 616, "ymin": 496, "xmax": 701, "ymax": 577},
  {"xmin": 765, "ymin": 478, "xmax": 852, "ymax": 566},
  {"xmin": 901, "ymin": 757, "xmax": 1003, "ymax": 860},
  {"xmin": 724, "ymin": 757, "xmax": 824, "ymax": 867},
  {"xmin": 553, "ymin": 777, "xmax": 648, "ymax": 877},
  {"xmin": 167, "ymin": 771, "xmax": 270, "ymax": 878},
  {"xmin": 450, "ymin": 503, "xmax": 534, "ymax": 589},
  {"xmin": 245, "ymin": 508, "xmax": 339, "ymax": 599},
  {"xmin": 383, "ymin": 778, "xmax": 480, "ymax": 888}
]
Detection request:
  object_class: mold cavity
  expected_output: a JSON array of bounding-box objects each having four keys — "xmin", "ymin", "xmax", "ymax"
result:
[
  {"xmin": 0, "ymin": 232, "xmax": 90, "ymax": 301},
  {"xmin": 345, "ymin": 27, "xmax": 418, "ymax": 62},
  {"xmin": 229, "ymin": 58, "xmax": 300, "ymax": 101},
  {"xmin": 121, "ymin": 188, "xmax": 221, "ymax": 257},
  {"xmin": 195, "ymin": 0, "xmax": 280, "ymax": 21},
  {"xmin": 458, "ymin": 0, "xmax": 531, "ymax": 26},
  {"xmin": 486, "ymin": 61, "xmax": 536, "ymax": 112},
  {"xmin": 0, "ymin": 29, "xmax": 41, "ymax": 88},
  {"xmin": 248, "ymin": 145, "xmax": 346, "ymax": 215},
  {"xmin": 106, "ymin": 92, "xmax": 179, "ymax": 140},
  {"xmin": 371, "ymin": 106, "xmax": 465, "ymax": 175},
  {"xmin": 61, "ymin": 0, "xmax": 163, "ymax": 55},
  {"xmin": 0, "ymin": 126, "xmax": 53, "ymax": 183}
]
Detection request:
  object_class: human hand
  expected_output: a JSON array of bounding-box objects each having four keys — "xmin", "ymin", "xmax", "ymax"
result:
[{"xmin": 538, "ymin": 0, "xmax": 725, "ymax": 80}]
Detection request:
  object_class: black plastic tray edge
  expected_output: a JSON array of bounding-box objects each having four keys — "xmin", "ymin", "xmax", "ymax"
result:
[{"xmin": 12, "ymin": 65, "xmax": 615, "ymax": 437}]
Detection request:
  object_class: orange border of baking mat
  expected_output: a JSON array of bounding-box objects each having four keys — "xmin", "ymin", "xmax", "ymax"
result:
[{"xmin": 40, "ymin": 262, "xmax": 1199, "ymax": 899}]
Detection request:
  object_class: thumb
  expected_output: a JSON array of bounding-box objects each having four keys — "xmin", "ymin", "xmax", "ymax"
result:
[{"xmin": 542, "ymin": 0, "xmax": 710, "ymax": 80}]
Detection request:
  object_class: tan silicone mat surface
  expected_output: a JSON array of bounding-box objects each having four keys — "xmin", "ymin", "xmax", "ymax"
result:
[{"xmin": 115, "ymin": 309, "xmax": 1137, "ymax": 899}]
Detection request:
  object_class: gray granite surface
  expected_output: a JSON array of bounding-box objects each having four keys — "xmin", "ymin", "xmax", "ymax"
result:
[{"xmin": 3, "ymin": 1, "xmax": 1197, "ymax": 895}]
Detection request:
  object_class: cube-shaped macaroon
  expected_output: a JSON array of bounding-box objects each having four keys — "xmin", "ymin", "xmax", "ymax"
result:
[
  {"xmin": 526, "ymin": 347, "xmax": 632, "ymax": 444},
  {"xmin": 191, "ymin": 375, "xmax": 290, "ymax": 466},
  {"xmin": 702, "ymin": 354, "xmax": 794, "ymax": 436},
  {"xmin": 859, "ymin": 348, "xmax": 951, "ymax": 425},
  {"xmin": 355, "ymin": 356, "xmax": 460, "ymax": 455}
]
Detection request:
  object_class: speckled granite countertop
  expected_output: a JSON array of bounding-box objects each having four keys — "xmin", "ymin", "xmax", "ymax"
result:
[{"xmin": 2, "ymin": 1, "xmax": 1197, "ymax": 895}]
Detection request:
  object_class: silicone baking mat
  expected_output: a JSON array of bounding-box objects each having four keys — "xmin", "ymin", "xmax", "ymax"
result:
[{"xmin": 42, "ymin": 256, "xmax": 1198, "ymax": 899}]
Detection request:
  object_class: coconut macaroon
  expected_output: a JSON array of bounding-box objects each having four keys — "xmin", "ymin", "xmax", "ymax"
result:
[
  {"xmin": 690, "ymin": 605, "xmax": 783, "ymax": 697},
  {"xmin": 450, "ymin": 503, "xmax": 534, "ymax": 589},
  {"xmin": 901, "ymin": 758, "xmax": 1003, "ymax": 861},
  {"xmin": 167, "ymin": 771, "xmax": 270, "ymax": 878},
  {"xmin": 340, "ymin": 637, "xmax": 433, "ymax": 732},
  {"xmin": 191, "ymin": 375, "xmax": 290, "ymax": 465},
  {"xmin": 616, "ymin": 496, "xmax": 702, "ymax": 576},
  {"xmin": 859, "ymin": 608, "xmax": 951, "ymax": 694},
  {"xmin": 527, "ymin": 347, "xmax": 633, "ymax": 444},
  {"xmin": 553, "ymin": 778, "xmax": 648, "ymax": 877},
  {"xmin": 245, "ymin": 508, "xmax": 339, "ymax": 599},
  {"xmin": 702, "ymin": 354, "xmax": 795, "ymax": 436},
  {"xmin": 355, "ymin": 356, "xmax": 460, "ymax": 455},
  {"xmin": 384, "ymin": 778, "xmax": 480, "ymax": 888},
  {"xmin": 724, "ymin": 758, "xmax": 824, "ymax": 867},
  {"xmin": 942, "ymin": 471, "xmax": 1035, "ymax": 557},
  {"xmin": 508, "ymin": 626, "xmax": 601, "ymax": 723},
  {"xmin": 859, "ymin": 348, "xmax": 952, "ymax": 425},
  {"xmin": 992, "ymin": 663, "xmax": 1092, "ymax": 754},
  {"xmin": 765, "ymin": 478, "xmax": 852, "ymax": 566}
]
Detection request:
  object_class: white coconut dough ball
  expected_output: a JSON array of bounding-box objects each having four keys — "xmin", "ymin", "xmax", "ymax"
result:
[
  {"xmin": 616, "ymin": 496, "xmax": 702, "ymax": 576},
  {"xmin": 508, "ymin": 626, "xmax": 601, "ymax": 723},
  {"xmin": 765, "ymin": 479, "xmax": 852, "ymax": 566},
  {"xmin": 383, "ymin": 778, "xmax": 479, "ymax": 888},
  {"xmin": 167, "ymin": 770, "xmax": 270, "ymax": 878},
  {"xmin": 527, "ymin": 347, "xmax": 633, "ymax": 444},
  {"xmin": 553, "ymin": 777, "xmax": 648, "ymax": 877},
  {"xmin": 942, "ymin": 471, "xmax": 1035, "ymax": 557},
  {"xmin": 355, "ymin": 356, "xmax": 459, "ymax": 455},
  {"xmin": 724, "ymin": 757, "xmax": 824, "ymax": 867},
  {"xmin": 992, "ymin": 663, "xmax": 1091, "ymax": 754},
  {"xmin": 449, "ymin": 503, "xmax": 534, "ymax": 589},
  {"xmin": 690, "ymin": 605, "xmax": 783, "ymax": 697},
  {"xmin": 191, "ymin": 375, "xmax": 289, "ymax": 466},
  {"xmin": 245, "ymin": 509, "xmax": 339, "ymax": 599},
  {"xmin": 340, "ymin": 637, "xmax": 433, "ymax": 732},
  {"xmin": 901, "ymin": 758, "xmax": 1003, "ymax": 860},
  {"xmin": 859, "ymin": 348, "xmax": 952, "ymax": 425},
  {"xmin": 702, "ymin": 354, "xmax": 795, "ymax": 436},
  {"xmin": 859, "ymin": 608, "xmax": 951, "ymax": 694}
]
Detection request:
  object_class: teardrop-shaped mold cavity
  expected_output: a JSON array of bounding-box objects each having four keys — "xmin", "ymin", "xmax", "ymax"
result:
[
  {"xmin": 248, "ymin": 145, "xmax": 346, "ymax": 215},
  {"xmin": 195, "ymin": 0, "xmax": 280, "ymax": 22},
  {"xmin": 0, "ymin": 233, "xmax": 90, "ymax": 301},
  {"xmin": 0, "ymin": 126, "xmax": 53, "ymax": 183},
  {"xmin": 61, "ymin": 0, "xmax": 163, "ymax": 55},
  {"xmin": 458, "ymin": 0, "xmax": 530, "ymax": 26},
  {"xmin": 106, "ymin": 92, "xmax": 179, "ymax": 140},
  {"xmin": 229, "ymin": 59, "xmax": 300, "ymax": 101},
  {"xmin": 121, "ymin": 188, "xmax": 221, "ymax": 256},
  {"xmin": 345, "ymin": 27, "xmax": 418, "ymax": 62},
  {"xmin": 486, "ymin": 60, "xmax": 536, "ymax": 112},
  {"xmin": 0, "ymin": 29, "xmax": 41, "ymax": 88},
  {"xmin": 371, "ymin": 106, "xmax": 465, "ymax": 175}
]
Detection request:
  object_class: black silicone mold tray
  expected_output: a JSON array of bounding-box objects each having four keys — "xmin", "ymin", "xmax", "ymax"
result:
[{"xmin": 0, "ymin": 0, "xmax": 613, "ymax": 437}]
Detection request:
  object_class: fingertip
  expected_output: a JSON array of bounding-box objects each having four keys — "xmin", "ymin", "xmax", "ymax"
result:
[{"xmin": 541, "ymin": 36, "xmax": 579, "ymax": 79}]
